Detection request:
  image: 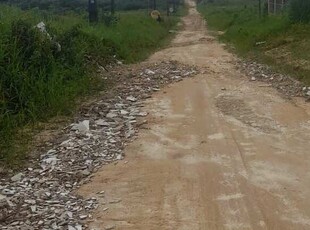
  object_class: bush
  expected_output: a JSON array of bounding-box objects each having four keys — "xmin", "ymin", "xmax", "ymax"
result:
[
  {"xmin": 0, "ymin": 19, "xmax": 92, "ymax": 158},
  {"xmin": 0, "ymin": 5, "xmax": 180, "ymax": 166},
  {"xmin": 289, "ymin": 0, "xmax": 310, "ymax": 23}
]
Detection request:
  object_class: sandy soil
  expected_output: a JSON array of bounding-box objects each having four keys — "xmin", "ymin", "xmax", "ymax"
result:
[{"xmin": 78, "ymin": 1, "xmax": 310, "ymax": 229}]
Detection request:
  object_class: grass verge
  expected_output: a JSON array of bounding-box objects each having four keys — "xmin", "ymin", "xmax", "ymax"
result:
[{"xmin": 198, "ymin": 0, "xmax": 310, "ymax": 85}]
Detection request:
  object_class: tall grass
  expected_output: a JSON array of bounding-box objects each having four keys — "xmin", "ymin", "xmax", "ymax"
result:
[
  {"xmin": 198, "ymin": 0, "xmax": 289, "ymax": 53},
  {"xmin": 0, "ymin": 5, "xmax": 180, "ymax": 167}
]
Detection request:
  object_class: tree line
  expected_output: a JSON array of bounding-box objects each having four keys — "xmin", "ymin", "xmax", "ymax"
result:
[{"xmin": 0, "ymin": 0, "xmax": 177, "ymax": 13}]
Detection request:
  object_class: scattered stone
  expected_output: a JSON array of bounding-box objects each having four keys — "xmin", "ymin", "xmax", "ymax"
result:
[
  {"xmin": 25, "ymin": 199, "xmax": 36, "ymax": 205},
  {"xmin": 120, "ymin": 110, "xmax": 129, "ymax": 115},
  {"xmin": 106, "ymin": 112, "xmax": 118, "ymax": 119},
  {"xmin": 75, "ymin": 224, "xmax": 83, "ymax": 230},
  {"xmin": 41, "ymin": 156, "xmax": 59, "ymax": 166},
  {"xmin": 238, "ymin": 60, "xmax": 309, "ymax": 101},
  {"xmin": 255, "ymin": 41, "xmax": 266, "ymax": 46},
  {"xmin": 68, "ymin": 225, "xmax": 76, "ymax": 230},
  {"xmin": 45, "ymin": 192, "xmax": 51, "ymax": 197},
  {"xmin": 30, "ymin": 205, "xmax": 37, "ymax": 212},
  {"xmin": 1, "ymin": 189, "xmax": 15, "ymax": 196},
  {"xmin": 125, "ymin": 129, "xmax": 135, "ymax": 138},
  {"xmin": 47, "ymin": 149, "xmax": 57, "ymax": 155},
  {"xmin": 109, "ymin": 199, "xmax": 122, "ymax": 204},
  {"xmin": 145, "ymin": 69, "xmax": 155, "ymax": 75},
  {"xmin": 95, "ymin": 119, "xmax": 109, "ymax": 126},
  {"xmin": 67, "ymin": 211, "xmax": 73, "ymax": 218},
  {"xmin": 82, "ymin": 169, "xmax": 91, "ymax": 176},
  {"xmin": 79, "ymin": 215, "xmax": 88, "ymax": 220},
  {"xmin": 0, "ymin": 61, "xmax": 198, "ymax": 229},
  {"xmin": 10, "ymin": 173, "xmax": 23, "ymax": 182},
  {"xmin": 0, "ymin": 194, "xmax": 6, "ymax": 201},
  {"xmin": 126, "ymin": 96, "xmax": 137, "ymax": 102},
  {"xmin": 137, "ymin": 112, "xmax": 148, "ymax": 117},
  {"xmin": 72, "ymin": 120, "xmax": 90, "ymax": 133}
]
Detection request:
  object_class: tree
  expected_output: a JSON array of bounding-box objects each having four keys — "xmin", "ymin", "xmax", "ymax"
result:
[{"xmin": 289, "ymin": 0, "xmax": 310, "ymax": 23}]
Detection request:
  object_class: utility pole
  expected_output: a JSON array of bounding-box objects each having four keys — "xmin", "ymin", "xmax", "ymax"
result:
[
  {"xmin": 173, "ymin": 0, "xmax": 176, "ymax": 13},
  {"xmin": 111, "ymin": 0, "xmax": 115, "ymax": 15},
  {"xmin": 88, "ymin": 0, "xmax": 98, "ymax": 23}
]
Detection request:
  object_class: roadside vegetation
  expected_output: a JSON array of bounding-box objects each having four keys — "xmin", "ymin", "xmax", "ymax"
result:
[
  {"xmin": 198, "ymin": 0, "xmax": 310, "ymax": 85},
  {"xmin": 0, "ymin": 0, "xmax": 182, "ymax": 13},
  {"xmin": 0, "ymin": 2, "xmax": 184, "ymax": 169}
]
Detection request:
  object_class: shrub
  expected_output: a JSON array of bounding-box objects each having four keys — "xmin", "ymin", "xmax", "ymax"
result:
[{"xmin": 0, "ymin": 5, "xmax": 180, "ymax": 166}]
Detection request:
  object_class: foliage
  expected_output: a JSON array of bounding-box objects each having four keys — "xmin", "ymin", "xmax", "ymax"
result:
[
  {"xmin": 198, "ymin": 0, "xmax": 289, "ymax": 52},
  {"xmin": 289, "ymin": 0, "xmax": 310, "ymax": 23},
  {"xmin": 198, "ymin": 0, "xmax": 310, "ymax": 85},
  {"xmin": 0, "ymin": 0, "xmax": 182, "ymax": 13},
  {"xmin": 0, "ymin": 4, "xmax": 180, "ymax": 167}
]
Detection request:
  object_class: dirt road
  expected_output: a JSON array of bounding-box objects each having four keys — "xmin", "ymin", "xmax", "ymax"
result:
[{"xmin": 78, "ymin": 1, "xmax": 310, "ymax": 229}]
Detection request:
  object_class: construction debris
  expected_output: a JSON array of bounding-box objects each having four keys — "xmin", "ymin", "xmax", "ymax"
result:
[
  {"xmin": 0, "ymin": 61, "xmax": 198, "ymax": 230},
  {"xmin": 239, "ymin": 60, "xmax": 310, "ymax": 101}
]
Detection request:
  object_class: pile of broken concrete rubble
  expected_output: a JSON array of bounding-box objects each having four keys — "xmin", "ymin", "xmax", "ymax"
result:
[
  {"xmin": 0, "ymin": 61, "xmax": 198, "ymax": 230},
  {"xmin": 239, "ymin": 60, "xmax": 310, "ymax": 101}
]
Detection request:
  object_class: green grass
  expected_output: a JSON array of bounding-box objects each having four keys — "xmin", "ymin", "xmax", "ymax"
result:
[
  {"xmin": 198, "ymin": 1, "xmax": 290, "ymax": 53},
  {"xmin": 0, "ymin": 5, "xmax": 182, "ymax": 169},
  {"xmin": 82, "ymin": 12, "xmax": 180, "ymax": 62},
  {"xmin": 198, "ymin": 0, "xmax": 310, "ymax": 85}
]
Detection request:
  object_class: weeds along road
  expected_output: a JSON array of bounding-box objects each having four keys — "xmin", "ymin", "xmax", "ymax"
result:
[{"xmin": 78, "ymin": 1, "xmax": 310, "ymax": 229}]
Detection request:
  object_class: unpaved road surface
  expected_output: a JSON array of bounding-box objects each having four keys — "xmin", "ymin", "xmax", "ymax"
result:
[{"xmin": 78, "ymin": 1, "xmax": 310, "ymax": 229}]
